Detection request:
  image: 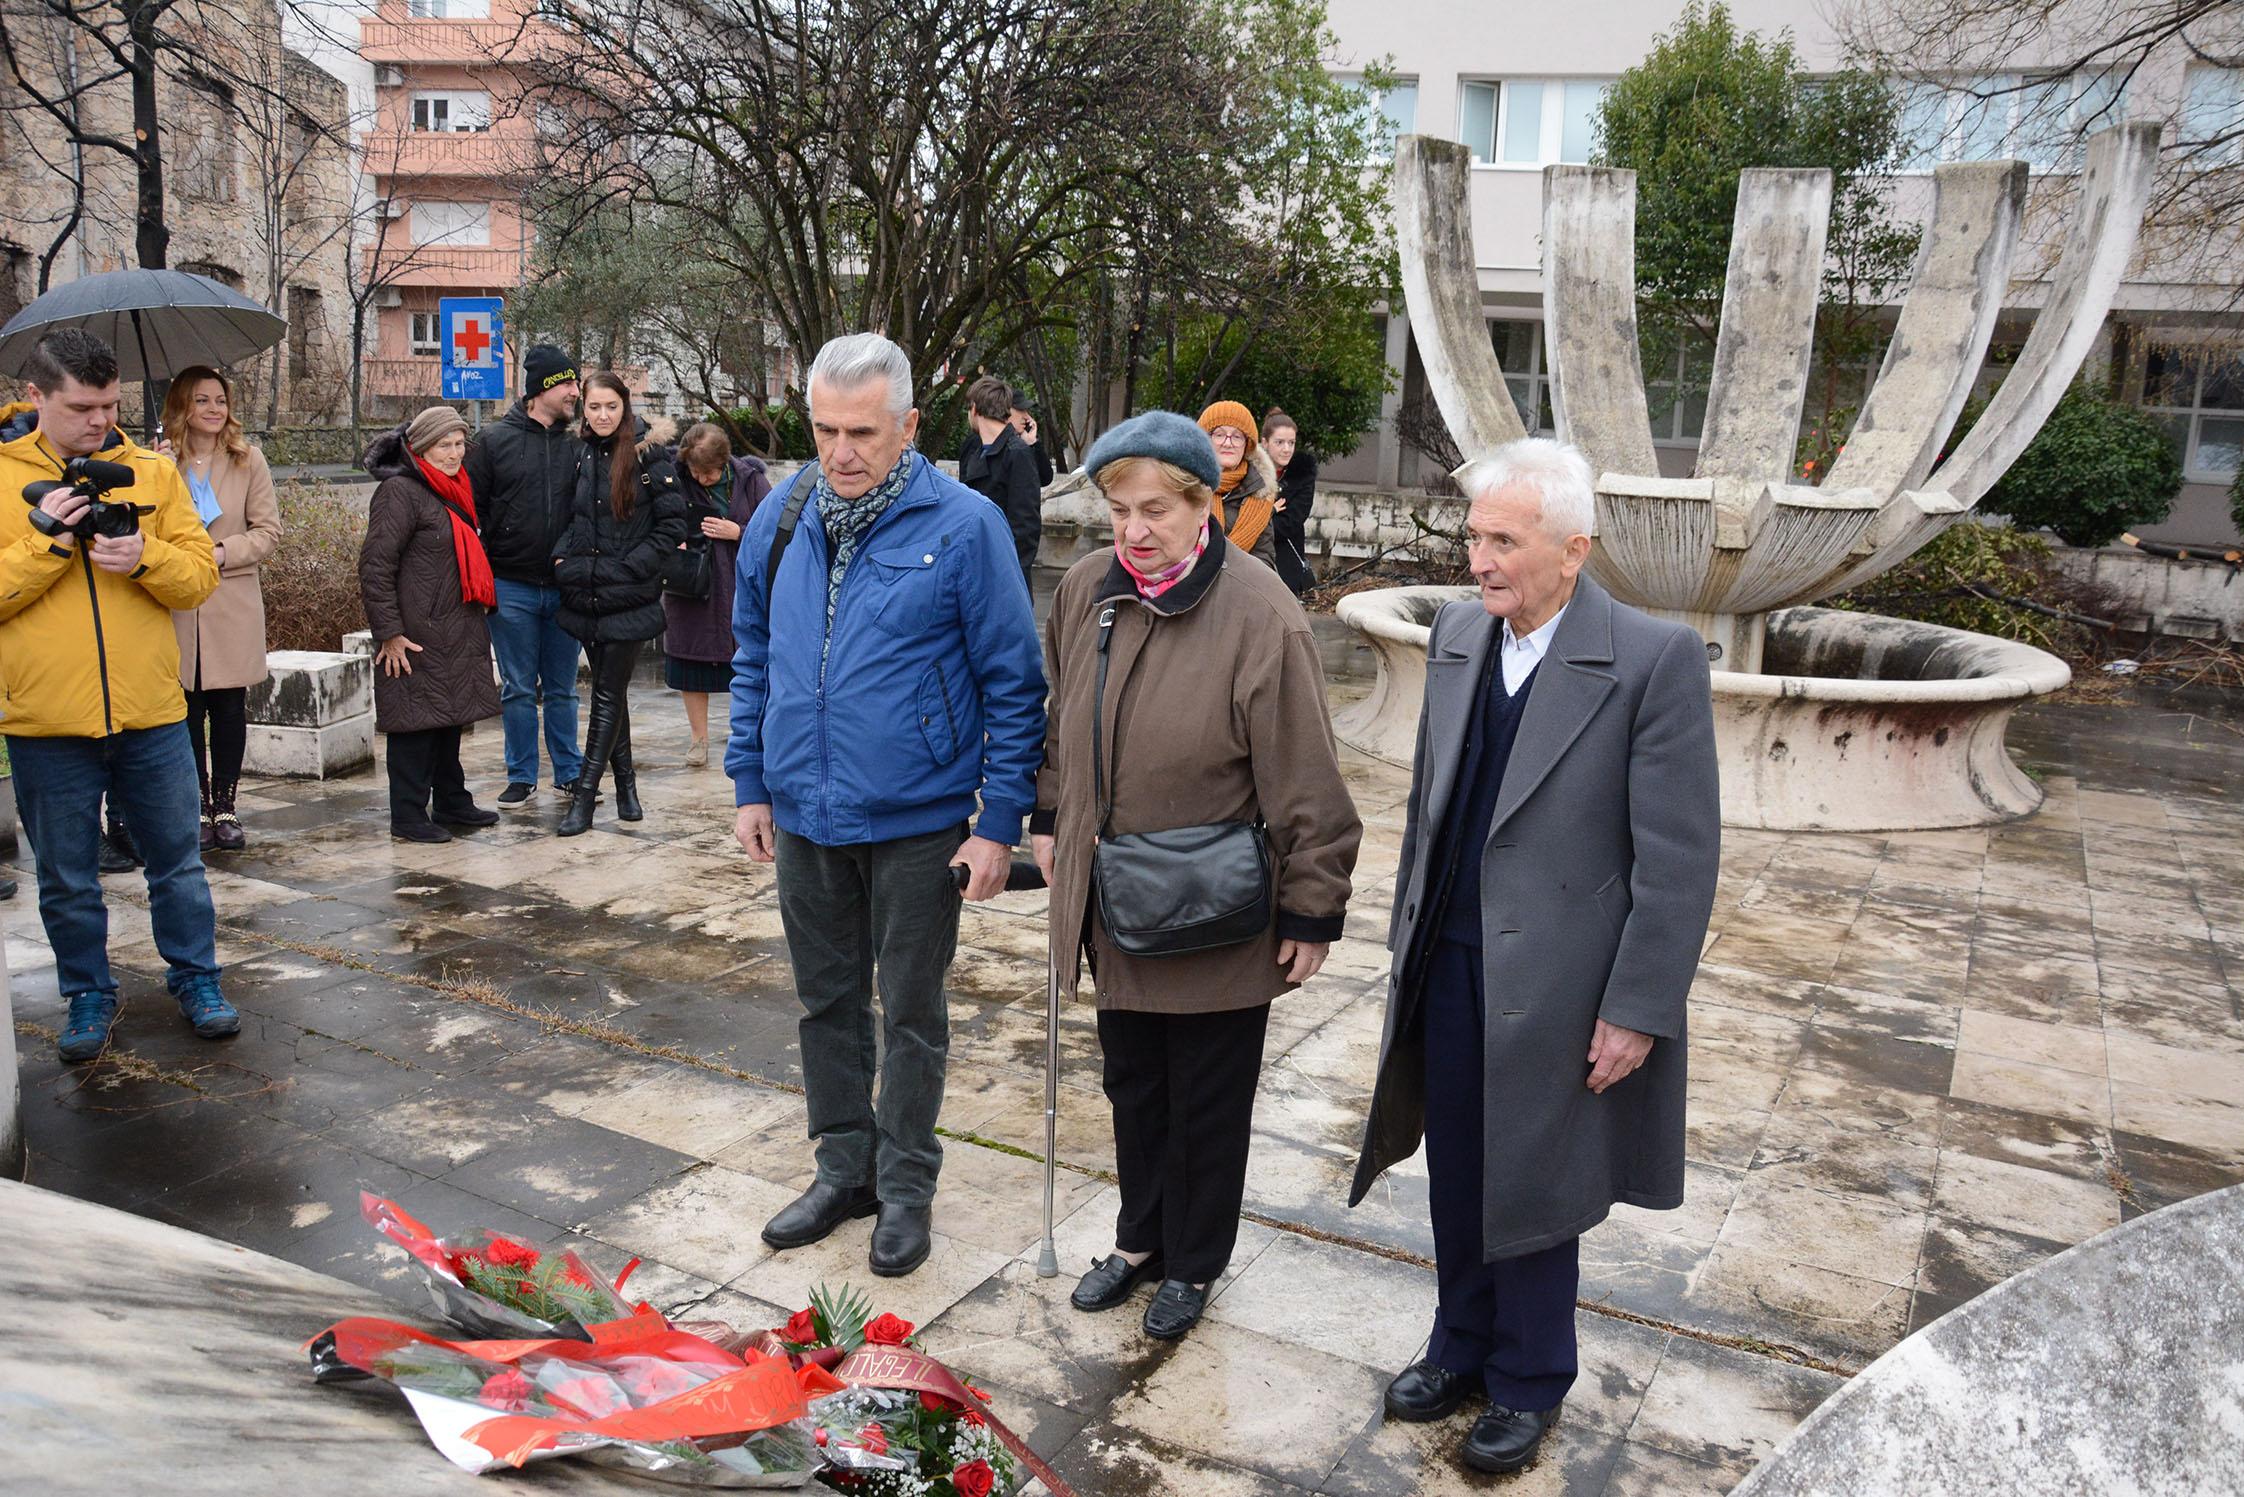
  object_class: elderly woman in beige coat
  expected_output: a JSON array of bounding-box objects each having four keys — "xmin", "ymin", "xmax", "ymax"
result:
[
  {"xmin": 1030, "ymin": 410, "xmax": 1360, "ymax": 1343},
  {"xmin": 160, "ymin": 365, "xmax": 281, "ymax": 852}
]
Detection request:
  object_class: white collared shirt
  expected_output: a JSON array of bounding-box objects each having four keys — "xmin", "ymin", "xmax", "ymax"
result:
[{"xmin": 1500, "ymin": 602, "xmax": 1567, "ymax": 695}]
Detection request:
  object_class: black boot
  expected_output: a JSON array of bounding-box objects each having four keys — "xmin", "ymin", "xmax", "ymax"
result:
[
  {"xmin": 99, "ymin": 806, "xmax": 141, "ymax": 873},
  {"xmin": 560, "ymin": 651, "xmax": 623, "ymax": 839},
  {"xmin": 211, "ymin": 780, "xmax": 245, "ymax": 852},
  {"xmin": 612, "ymin": 716, "xmax": 642, "ymax": 823}
]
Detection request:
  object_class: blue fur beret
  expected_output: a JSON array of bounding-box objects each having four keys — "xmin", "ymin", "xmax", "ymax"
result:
[{"xmin": 1084, "ymin": 410, "xmax": 1221, "ymax": 492}]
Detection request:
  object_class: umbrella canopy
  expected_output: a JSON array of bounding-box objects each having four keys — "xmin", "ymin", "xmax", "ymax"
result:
[{"xmin": 0, "ymin": 269, "xmax": 286, "ymax": 384}]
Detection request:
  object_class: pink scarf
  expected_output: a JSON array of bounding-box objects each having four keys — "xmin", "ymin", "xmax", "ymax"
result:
[{"xmin": 1116, "ymin": 519, "xmax": 1210, "ymax": 600}]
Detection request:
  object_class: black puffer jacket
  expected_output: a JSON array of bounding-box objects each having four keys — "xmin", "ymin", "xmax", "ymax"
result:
[
  {"xmin": 553, "ymin": 421, "xmax": 689, "ymax": 644},
  {"xmin": 464, "ymin": 401, "xmax": 581, "ymax": 584}
]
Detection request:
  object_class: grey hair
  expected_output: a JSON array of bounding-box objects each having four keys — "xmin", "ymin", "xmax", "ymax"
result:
[
  {"xmin": 1456, "ymin": 437, "xmax": 1596, "ymax": 540},
  {"xmin": 807, "ymin": 333, "xmax": 914, "ymax": 420}
]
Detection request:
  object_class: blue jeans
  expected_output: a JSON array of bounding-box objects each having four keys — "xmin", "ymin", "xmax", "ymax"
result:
[
  {"xmin": 490, "ymin": 578, "xmax": 583, "ymax": 786},
  {"xmin": 9, "ymin": 722, "xmax": 221, "ymax": 999}
]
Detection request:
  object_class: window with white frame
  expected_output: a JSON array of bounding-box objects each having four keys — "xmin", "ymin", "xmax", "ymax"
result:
[
  {"xmin": 2179, "ymin": 64, "xmax": 2244, "ymax": 166},
  {"xmin": 1489, "ymin": 321, "xmax": 1553, "ymax": 434},
  {"xmin": 410, "ymin": 91, "xmax": 491, "ymax": 132},
  {"xmin": 1895, "ymin": 72, "xmax": 2125, "ymax": 173},
  {"xmin": 412, "ymin": 200, "xmax": 490, "ymax": 246},
  {"xmin": 1458, "ymin": 79, "xmax": 1613, "ymax": 167},
  {"xmin": 2142, "ymin": 345, "xmax": 2244, "ymax": 481},
  {"xmin": 409, "ymin": 311, "xmax": 441, "ymax": 355},
  {"xmin": 407, "ymin": 0, "xmax": 489, "ymax": 16},
  {"xmin": 1345, "ymin": 76, "xmax": 1417, "ymax": 158}
]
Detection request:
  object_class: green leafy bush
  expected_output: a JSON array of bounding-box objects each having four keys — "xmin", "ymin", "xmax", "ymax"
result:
[
  {"xmin": 1831, "ymin": 522, "xmax": 2077, "ymax": 652},
  {"xmin": 1972, "ymin": 378, "xmax": 2181, "ymax": 547},
  {"xmin": 261, "ymin": 481, "xmax": 369, "ymax": 652},
  {"xmin": 725, "ymin": 403, "xmax": 816, "ymax": 461}
]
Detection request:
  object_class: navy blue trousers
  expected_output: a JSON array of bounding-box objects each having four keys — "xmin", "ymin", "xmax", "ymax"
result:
[{"xmin": 1421, "ymin": 937, "xmax": 1580, "ymax": 1412}]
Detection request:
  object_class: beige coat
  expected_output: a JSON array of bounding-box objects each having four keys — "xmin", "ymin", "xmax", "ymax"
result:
[
  {"xmin": 1034, "ymin": 522, "xmax": 1361, "ymax": 1013},
  {"xmin": 172, "ymin": 444, "xmax": 281, "ymax": 691}
]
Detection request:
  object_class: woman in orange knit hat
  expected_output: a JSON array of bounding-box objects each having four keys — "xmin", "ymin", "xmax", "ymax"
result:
[{"xmin": 1196, "ymin": 400, "xmax": 1282, "ymax": 569}]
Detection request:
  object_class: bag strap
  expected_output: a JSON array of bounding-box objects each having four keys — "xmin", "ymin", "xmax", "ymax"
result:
[
  {"xmin": 763, "ymin": 461, "xmax": 821, "ymax": 594},
  {"xmin": 1091, "ymin": 604, "xmax": 1118, "ymax": 836}
]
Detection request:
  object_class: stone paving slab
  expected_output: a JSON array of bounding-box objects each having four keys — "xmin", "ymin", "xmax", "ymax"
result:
[{"xmin": 8, "ymin": 677, "xmax": 2244, "ymax": 1493}]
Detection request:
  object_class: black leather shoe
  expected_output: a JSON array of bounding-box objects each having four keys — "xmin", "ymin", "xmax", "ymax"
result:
[
  {"xmin": 869, "ymin": 1203, "xmax": 932, "ymax": 1277},
  {"xmin": 1071, "ymin": 1253, "xmax": 1164, "ymax": 1312},
  {"xmin": 1460, "ymin": 1402, "xmax": 1561, "ymax": 1474},
  {"xmin": 435, "ymin": 803, "xmax": 500, "ymax": 828},
  {"xmin": 1384, "ymin": 1361, "xmax": 1472, "ymax": 1423},
  {"xmin": 1142, "ymin": 1279, "xmax": 1205, "ymax": 1340},
  {"xmin": 391, "ymin": 820, "xmax": 453, "ymax": 844},
  {"xmin": 613, "ymin": 774, "xmax": 642, "ymax": 822},
  {"xmin": 760, "ymin": 1180, "xmax": 877, "ymax": 1250},
  {"xmin": 556, "ymin": 782, "xmax": 598, "ymax": 838}
]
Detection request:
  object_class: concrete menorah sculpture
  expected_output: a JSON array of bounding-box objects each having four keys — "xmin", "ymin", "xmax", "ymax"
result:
[{"xmin": 1336, "ymin": 123, "xmax": 2162, "ymax": 830}]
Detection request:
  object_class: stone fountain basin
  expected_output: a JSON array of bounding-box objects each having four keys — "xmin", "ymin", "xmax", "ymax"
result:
[{"xmin": 1332, "ymin": 587, "xmax": 2071, "ymax": 831}]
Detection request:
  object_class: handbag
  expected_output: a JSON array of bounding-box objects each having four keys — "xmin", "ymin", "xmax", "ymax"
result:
[
  {"xmin": 661, "ymin": 540, "xmax": 713, "ymax": 601},
  {"xmin": 1088, "ymin": 603, "xmax": 1274, "ymax": 957}
]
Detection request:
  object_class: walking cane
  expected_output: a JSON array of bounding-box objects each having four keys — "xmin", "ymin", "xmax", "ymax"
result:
[{"xmin": 952, "ymin": 857, "xmax": 1059, "ymax": 1276}]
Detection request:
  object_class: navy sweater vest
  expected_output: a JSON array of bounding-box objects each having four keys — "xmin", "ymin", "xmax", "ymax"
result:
[{"xmin": 1432, "ymin": 657, "xmax": 1538, "ymax": 947}]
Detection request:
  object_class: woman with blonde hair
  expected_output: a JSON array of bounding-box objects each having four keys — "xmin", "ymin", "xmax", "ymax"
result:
[
  {"xmin": 158, "ymin": 365, "xmax": 281, "ymax": 851},
  {"xmin": 1194, "ymin": 399, "xmax": 1281, "ymax": 569},
  {"xmin": 1031, "ymin": 410, "xmax": 1360, "ymax": 1340}
]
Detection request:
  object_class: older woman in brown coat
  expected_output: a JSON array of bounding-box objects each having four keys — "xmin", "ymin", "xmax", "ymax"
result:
[
  {"xmin": 358, "ymin": 406, "xmax": 503, "ymax": 842},
  {"xmin": 159, "ymin": 365, "xmax": 282, "ymax": 852},
  {"xmin": 1029, "ymin": 410, "xmax": 1360, "ymax": 1342}
]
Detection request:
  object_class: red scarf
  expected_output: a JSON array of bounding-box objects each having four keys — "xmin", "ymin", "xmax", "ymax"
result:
[{"xmin": 413, "ymin": 454, "xmax": 498, "ymax": 608}]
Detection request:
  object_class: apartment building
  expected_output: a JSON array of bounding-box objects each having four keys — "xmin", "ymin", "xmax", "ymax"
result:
[
  {"xmin": 0, "ymin": 0, "xmax": 356, "ymax": 423},
  {"xmin": 1322, "ymin": 0, "xmax": 2244, "ymax": 545}
]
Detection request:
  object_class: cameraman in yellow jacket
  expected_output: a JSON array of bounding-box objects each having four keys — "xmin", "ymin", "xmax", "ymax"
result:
[{"xmin": 0, "ymin": 328, "xmax": 235, "ymax": 1062}]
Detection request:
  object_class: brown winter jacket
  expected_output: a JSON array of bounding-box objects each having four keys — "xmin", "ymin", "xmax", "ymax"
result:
[
  {"xmin": 1033, "ymin": 522, "xmax": 1360, "ymax": 1013},
  {"xmin": 172, "ymin": 443, "xmax": 281, "ymax": 692},
  {"xmin": 357, "ymin": 428, "xmax": 502, "ymax": 735}
]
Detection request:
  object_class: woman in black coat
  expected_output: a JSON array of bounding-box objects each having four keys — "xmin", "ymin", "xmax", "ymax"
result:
[
  {"xmin": 551, "ymin": 373, "xmax": 689, "ymax": 836},
  {"xmin": 1264, "ymin": 407, "xmax": 1317, "ymax": 596},
  {"xmin": 358, "ymin": 406, "xmax": 503, "ymax": 841}
]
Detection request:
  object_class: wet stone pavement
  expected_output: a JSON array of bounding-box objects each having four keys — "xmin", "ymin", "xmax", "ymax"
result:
[{"xmin": 9, "ymin": 668, "xmax": 2244, "ymax": 1495}]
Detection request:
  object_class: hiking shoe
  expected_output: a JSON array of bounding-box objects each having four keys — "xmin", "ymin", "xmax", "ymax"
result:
[
  {"xmin": 170, "ymin": 974, "xmax": 241, "ymax": 1040},
  {"xmin": 58, "ymin": 991, "xmax": 120, "ymax": 1061},
  {"xmin": 497, "ymin": 781, "xmax": 536, "ymax": 807}
]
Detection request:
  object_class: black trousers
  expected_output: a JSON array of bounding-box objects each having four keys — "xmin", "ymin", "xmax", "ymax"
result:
[
  {"xmin": 386, "ymin": 725, "xmax": 470, "ymax": 828},
  {"xmin": 1422, "ymin": 938, "xmax": 1579, "ymax": 1412},
  {"xmin": 184, "ymin": 685, "xmax": 248, "ymax": 804},
  {"xmin": 1098, "ymin": 1002, "xmax": 1270, "ymax": 1284}
]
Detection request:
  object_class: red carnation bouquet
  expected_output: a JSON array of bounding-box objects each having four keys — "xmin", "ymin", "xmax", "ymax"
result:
[
  {"xmin": 765, "ymin": 1286, "xmax": 1017, "ymax": 1497},
  {"xmin": 308, "ymin": 1316, "xmax": 825, "ymax": 1485},
  {"xmin": 363, "ymin": 1192, "xmax": 638, "ymax": 1340}
]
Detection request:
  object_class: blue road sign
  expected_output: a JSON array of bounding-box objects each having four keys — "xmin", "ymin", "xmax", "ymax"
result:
[{"xmin": 439, "ymin": 297, "xmax": 505, "ymax": 401}]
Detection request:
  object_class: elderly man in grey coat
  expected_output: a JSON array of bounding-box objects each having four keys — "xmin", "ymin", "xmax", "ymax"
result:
[{"xmin": 1350, "ymin": 436, "xmax": 1720, "ymax": 1473}]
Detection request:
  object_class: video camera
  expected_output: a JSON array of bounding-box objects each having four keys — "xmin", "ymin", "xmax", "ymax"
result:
[{"xmin": 23, "ymin": 457, "xmax": 145, "ymax": 540}]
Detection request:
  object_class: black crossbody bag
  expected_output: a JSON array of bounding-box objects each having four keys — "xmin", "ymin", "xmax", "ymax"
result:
[{"xmin": 1089, "ymin": 603, "xmax": 1273, "ymax": 957}]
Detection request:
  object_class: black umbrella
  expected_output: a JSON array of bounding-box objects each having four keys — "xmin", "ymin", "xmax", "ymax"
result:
[{"xmin": 0, "ymin": 269, "xmax": 286, "ymax": 386}]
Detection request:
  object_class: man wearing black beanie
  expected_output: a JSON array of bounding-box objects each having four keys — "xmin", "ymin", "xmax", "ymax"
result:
[{"xmin": 464, "ymin": 344, "xmax": 588, "ymax": 805}]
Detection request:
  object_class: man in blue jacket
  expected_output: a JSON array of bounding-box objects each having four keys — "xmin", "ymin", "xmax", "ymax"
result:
[{"xmin": 728, "ymin": 333, "xmax": 1045, "ymax": 1277}]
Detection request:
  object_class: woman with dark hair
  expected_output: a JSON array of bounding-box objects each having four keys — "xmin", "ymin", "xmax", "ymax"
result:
[
  {"xmin": 662, "ymin": 421, "xmax": 768, "ymax": 767},
  {"xmin": 357, "ymin": 406, "xmax": 502, "ymax": 842},
  {"xmin": 1263, "ymin": 407, "xmax": 1317, "ymax": 597},
  {"xmin": 158, "ymin": 365, "xmax": 282, "ymax": 850},
  {"xmin": 551, "ymin": 372, "xmax": 688, "ymax": 836}
]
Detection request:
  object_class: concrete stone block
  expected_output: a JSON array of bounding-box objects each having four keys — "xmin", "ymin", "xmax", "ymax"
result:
[
  {"xmin": 242, "ymin": 715, "xmax": 374, "ymax": 779},
  {"xmin": 247, "ymin": 650, "xmax": 372, "ymax": 728},
  {"xmin": 341, "ymin": 630, "xmax": 373, "ymax": 657}
]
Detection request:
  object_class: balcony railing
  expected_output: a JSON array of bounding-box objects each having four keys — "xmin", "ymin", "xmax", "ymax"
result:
[
  {"xmin": 362, "ymin": 130, "xmax": 541, "ymax": 179},
  {"xmin": 359, "ymin": 17, "xmax": 570, "ymax": 64},
  {"xmin": 362, "ymin": 243, "xmax": 526, "ymax": 288}
]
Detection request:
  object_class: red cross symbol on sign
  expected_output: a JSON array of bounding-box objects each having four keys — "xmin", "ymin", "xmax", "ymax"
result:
[{"xmin": 452, "ymin": 316, "xmax": 493, "ymax": 364}]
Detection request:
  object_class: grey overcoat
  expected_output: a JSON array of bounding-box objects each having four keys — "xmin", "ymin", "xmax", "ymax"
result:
[{"xmin": 1348, "ymin": 575, "xmax": 1720, "ymax": 1258}]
